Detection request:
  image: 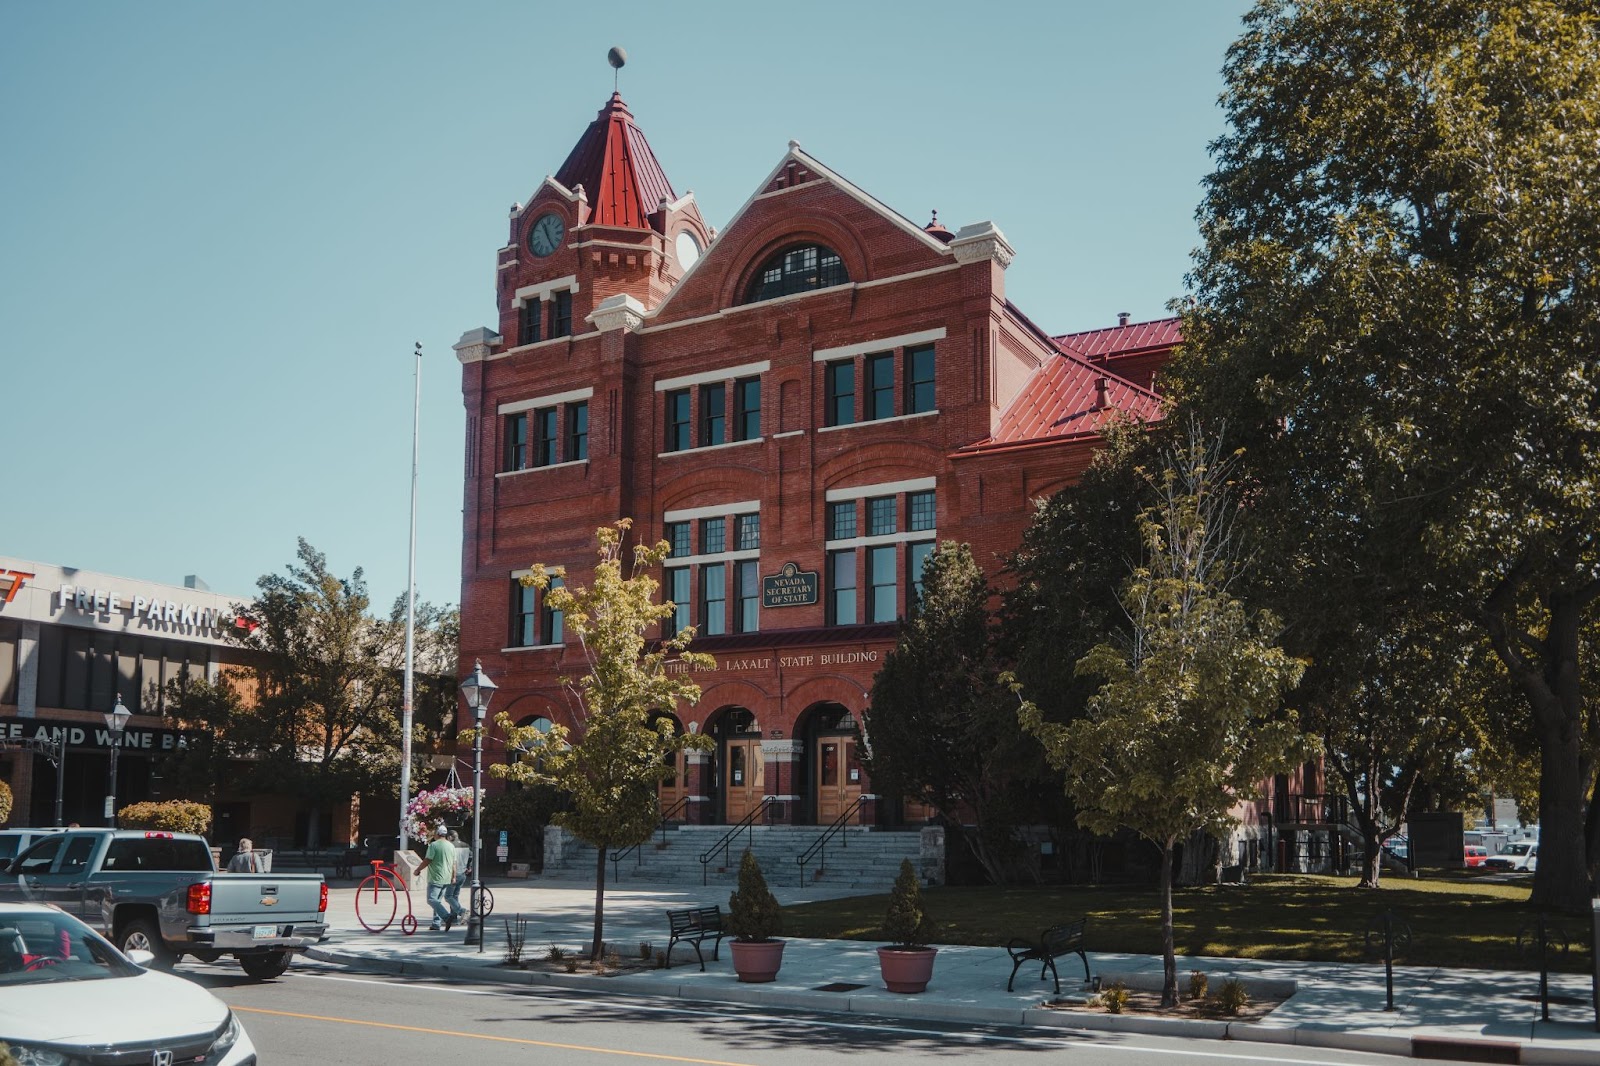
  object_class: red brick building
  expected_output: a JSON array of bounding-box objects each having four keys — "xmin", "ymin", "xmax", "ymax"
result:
[{"xmin": 454, "ymin": 90, "xmax": 1176, "ymax": 830}]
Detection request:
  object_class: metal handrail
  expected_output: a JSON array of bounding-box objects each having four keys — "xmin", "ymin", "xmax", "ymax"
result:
[
  {"xmin": 795, "ymin": 795, "xmax": 868, "ymax": 887},
  {"xmin": 610, "ymin": 796, "xmax": 692, "ymax": 882},
  {"xmin": 698, "ymin": 797, "xmax": 779, "ymax": 885}
]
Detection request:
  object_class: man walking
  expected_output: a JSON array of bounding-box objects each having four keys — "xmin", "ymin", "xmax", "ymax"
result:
[
  {"xmin": 421, "ymin": 824, "xmax": 457, "ymax": 932},
  {"xmin": 444, "ymin": 830, "xmax": 471, "ymax": 926}
]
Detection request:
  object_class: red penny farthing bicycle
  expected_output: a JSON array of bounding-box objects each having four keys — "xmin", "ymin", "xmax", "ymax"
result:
[{"xmin": 354, "ymin": 859, "xmax": 418, "ymax": 935}]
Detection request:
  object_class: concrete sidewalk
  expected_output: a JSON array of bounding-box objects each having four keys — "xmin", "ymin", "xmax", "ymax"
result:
[{"xmin": 305, "ymin": 877, "xmax": 1600, "ymax": 1065}]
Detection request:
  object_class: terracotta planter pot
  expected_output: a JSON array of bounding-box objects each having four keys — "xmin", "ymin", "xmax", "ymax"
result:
[
  {"xmin": 877, "ymin": 946, "xmax": 938, "ymax": 993},
  {"xmin": 730, "ymin": 938, "xmax": 786, "ymax": 983}
]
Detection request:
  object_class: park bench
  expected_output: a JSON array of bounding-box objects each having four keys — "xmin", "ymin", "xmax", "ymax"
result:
[
  {"xmin": 665, "ymin": 905, "xmax": 725, "ymax": 971},
  {"xmin": 1006, "ymin": 919, "xmax": 1089, "ymax": 994}
]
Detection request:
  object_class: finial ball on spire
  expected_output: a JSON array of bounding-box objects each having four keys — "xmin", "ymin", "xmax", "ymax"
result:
[{"xmin": 607, "ymin": 46, "xmax": 627, "ymax": 69}]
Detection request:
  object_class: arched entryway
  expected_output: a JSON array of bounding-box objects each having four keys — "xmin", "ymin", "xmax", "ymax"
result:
[
  {"xmin": 707, "ymin": 706, "xmax": 763, "ymax": 824},
  {"xmin": 797, "ymin": 702, "xmax": 863, "ymax": 825},
  {"xmin": 647, "ymin": 710, "xmax": 692, "ymax": 819}
]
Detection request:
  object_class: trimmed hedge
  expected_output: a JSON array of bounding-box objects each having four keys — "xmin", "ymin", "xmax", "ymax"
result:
[
  {"xmin": 116, "ymin": 800, "xmax": 212, "ymax": 835},
  {"xmin": 0, "ymin": 779, "xmax": 12, "ymax": 825}
]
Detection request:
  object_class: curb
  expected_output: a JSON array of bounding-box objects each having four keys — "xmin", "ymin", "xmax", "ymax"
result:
[{"xmin": 303, "ymin": 946, "xmax": 1592, "ymax": 1063}]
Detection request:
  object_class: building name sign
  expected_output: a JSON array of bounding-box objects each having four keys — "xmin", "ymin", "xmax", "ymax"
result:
[
  {"xmin": 1, "ymin": 717, "xmax": 194, "ymax": 752},
  {"xmin": 56, "ymin": 583, "xmax": 229, "ymax": 633},
  {"xmin": 762, "ymin": 563, "xmax": 818, "ymax": 608},
  {"xmin": 666, "ymin": 650, "xmax": 880, "ymax": 675}
]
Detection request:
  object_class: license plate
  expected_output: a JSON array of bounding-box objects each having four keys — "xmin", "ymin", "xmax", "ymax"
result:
[{"xmin": 253, "ymin": 925, "xmax": 277, "ymax": 939}]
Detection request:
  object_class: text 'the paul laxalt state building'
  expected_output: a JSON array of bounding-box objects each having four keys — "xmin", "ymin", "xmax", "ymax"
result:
[{"xmin": 454, "ymin": 89, "xmax": 1177, "ymax": 829}]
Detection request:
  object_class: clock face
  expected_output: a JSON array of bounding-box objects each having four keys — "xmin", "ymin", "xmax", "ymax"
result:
[
  {"xmin": 527, "ymin": 212, "xmax": 565, "ymax": 257},
  {"xmin": 675, "ymin": 230, "xmax": 702, "ymax": 270}
]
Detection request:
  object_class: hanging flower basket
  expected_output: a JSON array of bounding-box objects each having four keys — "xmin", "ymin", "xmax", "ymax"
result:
[{"xmin": 404, "ymin": 785, "xmax": 477, "ymax": 841}]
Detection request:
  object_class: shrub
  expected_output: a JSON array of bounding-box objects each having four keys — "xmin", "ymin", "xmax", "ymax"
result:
[
  {"xmin": 0, "ymin": 780, "xmax": 12, "ymax": 825},
  {"xmin": 727, "ymin": 850, "xmax": 783, "ymax": 942},
  {"xmin": 546, "ymin": 943, "xmax": 568, "ymax": 961},
  {"xmin": 1102, "ymin": 981, "xmax": 1130, "ymax": 1014},
  {"xmin": 638, "ymin": 941, "xmax": 654, "ymax": 959},
  {"xmin": 1218, "ymin": 978, "xmax": 1249, "ymax": 1015},
  {"xmin": 116, "ymin": 800, "xmax": 211, "ymax": 835},
  {"xmin": 883, "ymin": 858, "xmax": 936, "ymax": 949},
  {"xmin": 1187, "ymin": 971, "xmax": 1209, "ymax": 1001}
]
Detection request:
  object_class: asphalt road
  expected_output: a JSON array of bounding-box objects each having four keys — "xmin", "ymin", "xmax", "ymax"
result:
[{"xmin": 175, "ymin": 958, "xmax": 1489, "ymax": 1066}]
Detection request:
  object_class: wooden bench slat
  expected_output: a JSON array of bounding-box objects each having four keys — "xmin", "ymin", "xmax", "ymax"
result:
[{"xmin": 665, "ymin": 905, "xmax": 725, "ymax": 972}]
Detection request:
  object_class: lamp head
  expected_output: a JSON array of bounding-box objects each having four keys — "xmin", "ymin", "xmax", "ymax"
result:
[
  {"xmin": 105, "ymin": 694, "xmax": 132, "ymax": 734},
  {"xmin": 460, "ymin": 660, "xmax": 497, "ymax": 713}
]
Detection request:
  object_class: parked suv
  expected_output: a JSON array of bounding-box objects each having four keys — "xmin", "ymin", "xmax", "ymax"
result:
[{"xmin": 0, "ymin": 827, "xmax": 69, "ymax": 865}]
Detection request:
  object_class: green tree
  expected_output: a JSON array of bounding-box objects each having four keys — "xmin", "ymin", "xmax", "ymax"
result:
[
  {"xmin": 865, "ymin": 541, "xmax": 1044, "ymax": 884},
  {"xmin": 1172, "ymin": 0, "xmax": 1600, "ymax": 908},
  {"xmin": 493, "ymin": 520, "xmax": 713, "ymax": 960},
  {"xmin": 1012, "ymin": 431, "xmax": 1306, "ymax": 1007}
]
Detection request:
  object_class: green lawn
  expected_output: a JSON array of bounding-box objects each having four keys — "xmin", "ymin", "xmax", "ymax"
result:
[{"xmin": 780, "ymin": 874, "xmax": 1592, "ymax": 972}]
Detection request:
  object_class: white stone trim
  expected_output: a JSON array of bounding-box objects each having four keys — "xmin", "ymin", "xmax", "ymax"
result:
[
  {"xmin": 771, "ymin": 430, "xmax": 805, "ymax": 439},
  {"xmin": 826, "ymin": 530, "xmax": 937, "ymax": 550},
  {"xmin": 512, "ymin": 275, "xmax": 579, "ymax": 308},
  {"xmin": 662, "ymin": 548, "xmax": 761, "ymax": 568},
  {"xmin": 663, "ymin": 500, "xmax": 760, "ymax": 523},
  {"xmin": 816, "ymin": 411, "xmax": 938, "ymax": 434},
  {"xmin": 949, "ymin": 221, "xmax": 1016, "ymax": 269},
  {"xmin": 654, "ymin": 360, "xmax": 770, "ymax": 392},
  {"xmin": 498, "ymin": 387, "xmax": 593, "ymax": 415},
  {"xmin": 500, "ymin": 643, "xmax": 563, "ymax": 653},
  {"xmin": 453, "ymin": 327, "xmax": 501, "ymax": 365},
  {"xmin": 825, "ymin": 477, "xmax": 937, "ymax": 502},
  {"xmin": 656, "ymin": 436, "xmax": 763, "ymax": 459},
  {"xmin": 588, "ymin": 293, "xmax": 646, "ymax": 333},
  {"xmin": 813, "ymin": 328, "xmax": 946, "ymax": 363},
  {"xmin": 490, "ymin": 333, "xmax": 587, "ymax": 360},
  {"xmin": 495, "ymin": 459, "xmax": 588, "ymax": 478},
  {"xmin": 856, "ymin": 263, "xmax": 961, "ymax": 289}
]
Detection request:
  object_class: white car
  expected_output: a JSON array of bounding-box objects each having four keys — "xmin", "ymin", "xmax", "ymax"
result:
[
  {"xmin": 0, "ymin": 902, "xmax": 255, "ymax": 1065},
  {"xmin": 1482, "ymin": 841, "xmax": 1538, "ymax": 872}
]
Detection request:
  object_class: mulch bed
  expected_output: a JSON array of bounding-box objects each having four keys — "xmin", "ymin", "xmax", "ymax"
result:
[{"xmin": 1044, "ymin": 987, "xmax": 1289, "ymax": 1022}]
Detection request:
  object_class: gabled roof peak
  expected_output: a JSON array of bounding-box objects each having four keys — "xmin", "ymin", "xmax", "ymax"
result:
[{"xmin": 551, "ymin": 90, "xmax": 676, "ymax": 231}]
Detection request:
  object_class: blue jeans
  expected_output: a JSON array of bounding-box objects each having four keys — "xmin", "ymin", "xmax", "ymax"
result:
[
  {"xmin": 426, "ymin": 882, "xmax": 452, "ymax": 927},
  {"xmin": 444, "ymin": 879, "xmax": 466, "ymax": 919}
]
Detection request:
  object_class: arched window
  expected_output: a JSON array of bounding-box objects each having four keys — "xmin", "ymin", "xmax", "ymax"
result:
[{"xmin": 745, "ymin": 244, "xmax": 849, "ymax": 303}]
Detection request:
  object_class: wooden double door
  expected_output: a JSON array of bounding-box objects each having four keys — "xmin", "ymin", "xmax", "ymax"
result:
[
  {"xmin": 814, "ymin": 734, "xmax": 861, "ymax": 822},
  {"xmin": 723, "ymin": 736, "xmax": 766, "ymax": 823}
]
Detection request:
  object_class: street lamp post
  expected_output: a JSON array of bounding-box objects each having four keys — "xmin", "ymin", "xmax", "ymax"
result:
[
  {"xmin": 105, "ymin": 694, "xmax": 131, "ymax": 827},
  {"xmin": 25, "ymin": 733, "xmax": 67, "ymax": 827},
  {"xmin": 458, "ymin": 661, "xmax": 496, "ymax": 950}
]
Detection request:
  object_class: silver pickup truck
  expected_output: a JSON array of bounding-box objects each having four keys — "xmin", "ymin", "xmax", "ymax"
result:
[{"xmin": 0, "ymin": 827, "xmax": 327, "ymax": 980}]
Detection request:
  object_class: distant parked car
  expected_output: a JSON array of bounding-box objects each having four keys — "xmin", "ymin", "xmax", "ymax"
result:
[
  {"xmin": 1464, "ymin": 845, "xmax": 1489, "ymax": 868},
  {"xmin": 0, "ymin": 827, "xmax": 70, "ymax": 865},
  {"xmin": 1483, "ymin": 841, "xmax": 1538, "ymax": 872}
]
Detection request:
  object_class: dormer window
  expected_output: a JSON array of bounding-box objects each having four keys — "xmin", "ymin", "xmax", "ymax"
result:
[{"xmin": 745, "ymin": 244, "xmax": 848, "ymax": 303}]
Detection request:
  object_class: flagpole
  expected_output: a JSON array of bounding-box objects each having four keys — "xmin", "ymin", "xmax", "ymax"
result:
[{"xmin": 399, "ymin": 341, "xmax": 421, "ymax": 850}]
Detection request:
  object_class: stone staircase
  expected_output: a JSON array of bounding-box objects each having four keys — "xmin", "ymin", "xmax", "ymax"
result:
[{"xmin": 543, "ymin": 823, "xmax": 938, "ymax": 890}]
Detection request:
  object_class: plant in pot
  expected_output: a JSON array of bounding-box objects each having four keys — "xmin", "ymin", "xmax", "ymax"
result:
[
  {"xmin": 878, "ymin": 858, "xmax": 938, "ymax": 993},
  {"xmin": 726, "ymin": 849, "xmax": 784, "ymax": 982}
]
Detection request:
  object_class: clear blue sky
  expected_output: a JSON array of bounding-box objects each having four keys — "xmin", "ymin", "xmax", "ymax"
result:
[{"xmin": 1, "ymin": 0, "xmax": 1251, "ymax": 611}]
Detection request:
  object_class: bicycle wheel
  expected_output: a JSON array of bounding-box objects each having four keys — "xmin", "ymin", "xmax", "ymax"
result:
[{"xmin": 355, "ymin": 875, "xmax": 397, "ymax": 933}]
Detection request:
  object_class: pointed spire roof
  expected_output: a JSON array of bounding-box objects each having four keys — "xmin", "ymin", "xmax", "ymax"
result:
[{"xmin": 552, "ymin": 92, "xmax": 677, "ymax": 230}]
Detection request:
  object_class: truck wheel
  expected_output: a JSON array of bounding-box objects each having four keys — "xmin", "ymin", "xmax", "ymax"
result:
[
  {"xmin": 119, "ymin": 918, "xmax": 176, "ymax": 970},
  {"xmin": 239, "ymin": 951, "xmax": 291, "ymax": 980}
]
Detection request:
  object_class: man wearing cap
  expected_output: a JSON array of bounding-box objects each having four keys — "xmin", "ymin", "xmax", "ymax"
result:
[{"xmin": 421, "ymin": 824, "xmax": 458, "ymax": 932}]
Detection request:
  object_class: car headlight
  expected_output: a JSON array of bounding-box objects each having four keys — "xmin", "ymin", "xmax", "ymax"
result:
[
  {"xmin": 207, "ymin": 1011, "xmax": 243, "ymax": 1058},
  {"xmin": 4, "ymin": 1043, "xmax": 75, "ymax": 1066}
]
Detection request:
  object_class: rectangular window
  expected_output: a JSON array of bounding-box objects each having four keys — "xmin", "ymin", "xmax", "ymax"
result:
[
  {"xmin": 866, "ymin": 352, "xmax": 894, "ymax": 420},
  {"xmin": 665, "ymin": 521, "xmax": 691, "ymax": 559},
  {"xmin": 734, "ymin": 377, "xmax": 761, "ymax": 440},
  {"xmin": 509, "ymin": 579, "xmax": 536, "ymax": 647},
  {"xmin": 908, "ymin": 541, "xmax": 935, "ymax": 607},
  {"xmin": 735, "ymin": 560, "xmax": 759, "ymax": 633},
  {"xmin": 519, "ymin": 301, "xmax": 542, "ymax": 345},
  {"xmin": 736, "ymin": 513, "xmax": 760, "ymax": 550},
  {"xmin": 503, "ymin": 413, "xmax": 528, "ymax": 471},
  {"xmin": 906, "ymin": 345, "xmax": 935, "ymax": 413},
  {"xmin": 869, "ymin": 545, "xmax": 897, "ymax": 622},
  {"xmin": 868, "ymin": 495, "xmax": 897, "ymax": 536},
  {"xmin": 542, "ymin": 576, "xmax": 564, "ymax": 645},
  {"xmin": 551, "ymin": 290, "xmax": 573, "ymax": 337},
  {"xmin": 534, "ymin": 408, "xmax": 558, "ymax": 466},
  {"xmin": 827, "ymin": 500, "xmax": 856, "ymax": 541},
  {"xmin": 826, "ymin": 360, "xmax": 855, "ymax": 427},
  {"xmin": 666, "ymin": 568, "xmax": 690, "ymax": 637},
  {"xmin": 665, "ymin": 389, "xmax": 691, "ymax": 452},
  {"xmin": 701, "ymin": 517, "xmax": 726, "ymax": 556},
  {"xmin": 908, "ymin": 490, "xmax": 936, "ymax": 532},
  {"xmin": 827, "ymin": 550, "xmax": 857, "ymax": 625},
  {"xmin": 700, "ymin": 382, "xmax": 726, "ymax": 447},
  {"xmin": 701, "ymin": 565, "xmax": 727, "ymax": 636},
  {"xmin": 566, "ymin": 402, "xmax": 588, "ymax": 462}
]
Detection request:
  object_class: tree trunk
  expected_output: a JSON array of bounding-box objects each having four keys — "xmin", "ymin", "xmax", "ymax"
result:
[
  {"xmin": 1159, "ymin": 838, "xmax": 1177, "ymax": 1008},
  {"xmin": 591, "ymin": 844, "xmax": 608, "ymax": 961},
  {"xmin": 1359, "ymin": 832, "xmax": 1383, "ymax": 889},
  {"xmin": 1531, "ymin": 718, "xmax": 1590, "ymax": 912},
  {"xmin": 306, "ymin": 804, "xmax": 322, "ymax": 851}
]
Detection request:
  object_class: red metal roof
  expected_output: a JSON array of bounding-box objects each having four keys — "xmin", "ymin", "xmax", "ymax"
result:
[
  {"xmin": 971, "ymin": 351, "xmax": 1165, "ymax": 450},
  {"xmin": 553, "ymin": 92, "xmax": 677, "ymax": 230},
  {"xmin": 1055, "ymin": 317, "xmax": 1182, "ymax": 360}
]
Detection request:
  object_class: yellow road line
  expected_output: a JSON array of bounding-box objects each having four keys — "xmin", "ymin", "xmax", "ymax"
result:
[{"xmin": 232, "ymin": 1006, "xmax": 755, "ymax": 1065}]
